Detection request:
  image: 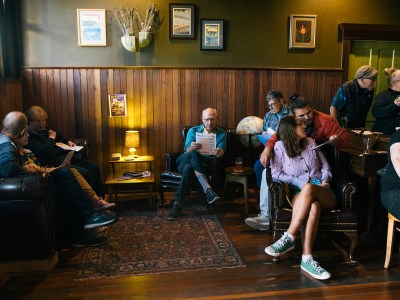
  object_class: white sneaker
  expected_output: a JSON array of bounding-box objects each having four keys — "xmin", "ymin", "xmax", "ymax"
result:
[{"xmin": 245, "ymin": 214, "xmax": 269, "ymax": 231}]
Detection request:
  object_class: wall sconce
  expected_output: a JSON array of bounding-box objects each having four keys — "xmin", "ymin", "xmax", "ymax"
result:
[{"xmin": 125, "ymin": 130, "xmax": 140, "ymax": 160}]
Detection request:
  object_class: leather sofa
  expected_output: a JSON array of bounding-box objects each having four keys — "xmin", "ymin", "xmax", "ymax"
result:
[{"xmin": 0, "ymin": 173, "xmax": 58, "ymax": 271}]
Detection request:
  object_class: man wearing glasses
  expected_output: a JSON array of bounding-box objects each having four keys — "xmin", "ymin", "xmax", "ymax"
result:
[
  {"xmin": 246, "ymin": 94, "xmax": 349, "ymax": 231},
  {"xmin": 253, "ymin": 91, "xmax": 291, "ymax": 188},
  {"xmin": 330, "ymin": 65, "xmax": 378, "ymax": 129},
  {"xmin": 168, "ymin": 108, "xmax": 227, "ymax": 221}
]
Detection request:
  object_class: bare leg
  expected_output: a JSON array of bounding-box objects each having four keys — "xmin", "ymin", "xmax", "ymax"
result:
[{"xmin": 287, "ymin": 183, "xmax": 336, "ymax": 251}]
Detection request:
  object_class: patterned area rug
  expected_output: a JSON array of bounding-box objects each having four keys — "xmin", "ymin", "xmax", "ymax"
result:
[{"xmin": 76, "ymin": 205, "xmax": 244, "ymax": 280}]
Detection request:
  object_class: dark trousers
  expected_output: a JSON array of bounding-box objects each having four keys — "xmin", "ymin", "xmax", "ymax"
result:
[
  {"xmin": 50, "ymin": 167, "xmax": 95, "ymax": 241},
  {"xmin": 173, "ymin": 150, "xmax": 209, "ymax": 206}
]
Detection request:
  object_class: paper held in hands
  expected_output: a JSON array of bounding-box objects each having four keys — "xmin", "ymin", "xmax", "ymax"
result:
[
  {"xmin": 56, "ymin": 142, "xmax": 84, "ymax": 152},
  {"xmin": 195, "ymin": 132, "xmax": 216, "ymax": 155},
  {"xmin": 59, "ymin": 150, "xmax": 75, "ymax": 168},
  {"xmin": 311, "ymin": 137, "xmax": 338, "ymax": 150}
]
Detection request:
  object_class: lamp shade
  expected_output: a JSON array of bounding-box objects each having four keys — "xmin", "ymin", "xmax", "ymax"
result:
[{"xmin": 125, "ymin": 130, "xmax": 140, "ymax": 148}]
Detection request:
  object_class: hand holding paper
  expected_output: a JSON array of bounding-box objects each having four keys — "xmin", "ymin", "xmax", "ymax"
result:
[{"xmin": 195, "ymin": 132, "xmax": 216, "ymax": 155}]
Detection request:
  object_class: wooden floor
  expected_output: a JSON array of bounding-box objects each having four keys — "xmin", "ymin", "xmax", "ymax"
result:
[{"xmin": 1, "ymin": 191, "xmax": 400, "ymax": 300}]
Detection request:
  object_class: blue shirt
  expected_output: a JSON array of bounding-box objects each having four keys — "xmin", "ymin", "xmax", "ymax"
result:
[
  {"xmin": 262, "ymin": 106, "xmax": 291, "ymax": 132},
  {"xmin": 184, "ymin": 125, "xmax": 227, "ymax": 154}
]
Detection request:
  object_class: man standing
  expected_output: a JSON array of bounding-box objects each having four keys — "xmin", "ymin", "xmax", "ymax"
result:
[
  {"xmin": 245, "ymin": 95, "xmax": 349, "ymax": 231},
  {"xmin": 168, "ymin": 108, "xmax": 227, "ymax": 221},
  {"xmin": 330, "ymin": 65, "xmax": 377, "ymax": 129}
]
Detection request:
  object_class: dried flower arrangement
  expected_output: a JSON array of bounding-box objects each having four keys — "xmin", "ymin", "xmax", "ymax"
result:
[{"xmin": 112, "ymin": 3, "xmax": 159, "ymax": 36}]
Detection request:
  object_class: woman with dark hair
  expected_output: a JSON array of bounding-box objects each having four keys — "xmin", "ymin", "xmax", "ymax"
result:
[{"xmin": 264, "ymin": 115, "xmax": 336, "ymax": 280}]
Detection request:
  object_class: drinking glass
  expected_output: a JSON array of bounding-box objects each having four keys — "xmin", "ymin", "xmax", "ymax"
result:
[
  {"xmin": 363, "ymin": 138, "xmax": 372, "ymax": 155},
  {"xmin": 234, "ymin": 157, "xmax": 243, "ymax": 172}
]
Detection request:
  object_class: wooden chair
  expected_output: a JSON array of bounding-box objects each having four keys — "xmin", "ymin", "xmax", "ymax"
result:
[
  {"xmin": 268, "ymin": 148, "xmax": 359, "ymax": 264},
  {"xmin": 384, "ymin": 213, "xmax": 400, "ymax": 269}
]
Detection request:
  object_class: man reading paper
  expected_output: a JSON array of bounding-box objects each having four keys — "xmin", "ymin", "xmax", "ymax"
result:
[{"xmin": 168, "ymin": 108, "xmax": 227, "ymax": 221}]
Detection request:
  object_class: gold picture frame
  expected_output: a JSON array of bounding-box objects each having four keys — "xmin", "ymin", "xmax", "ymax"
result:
[
  {"xmin": 289, "ymin": 15, "xmax": 316, "ymax": 49},
  {"xmin": 77, "ymin": 9, "xmax": 107, "ymax": 46}
]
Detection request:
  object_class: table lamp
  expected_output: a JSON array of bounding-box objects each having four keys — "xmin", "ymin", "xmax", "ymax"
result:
[{"xmin": 125, "ymin": 130, "xmax": 140, "ymax": 160}]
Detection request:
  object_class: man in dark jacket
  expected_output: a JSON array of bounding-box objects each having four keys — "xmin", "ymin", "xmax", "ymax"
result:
[{"xmin": 0, "ymin": 111, "xmax": 116, "ymax": 247}]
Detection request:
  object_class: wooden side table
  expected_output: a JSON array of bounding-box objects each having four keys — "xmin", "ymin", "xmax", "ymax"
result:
[
  {"xmin": 222, "ymin": 166, "xmax": 255, "ymax": 215},
  {"xmin": 106, "ymin": 155, "xmax": 155, "ymax": 208}
]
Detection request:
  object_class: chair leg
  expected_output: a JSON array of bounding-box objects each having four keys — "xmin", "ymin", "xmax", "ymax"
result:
[
  {"xmin": 384, "ymin": 218, "xmax": 395, "ymax": 269},
  {"xmin": 344, "ymin": 232, "xmax": 358, "ymax": 265},
  {"xmin": 159, "ymin": 187, "xmax": 165, "ymax": 207}
]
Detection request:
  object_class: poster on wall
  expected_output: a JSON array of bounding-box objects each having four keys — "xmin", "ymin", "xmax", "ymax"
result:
[
  {"xmin": 108, "ymin": 94, "xmax": 127, "ymax": 117},
  {"xmin": 289, "ymin": 14, "xmax": 316, "ymax": 49}
]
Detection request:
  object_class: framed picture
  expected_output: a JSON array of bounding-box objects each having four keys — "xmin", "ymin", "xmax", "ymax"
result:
[
  {"xmin": 108, "ymin": 94, "xmax": 127, "ymax": 117},
  {"xmin": 77, "ymin": 9, "xmax": 107, "ymax": 46},
  {"xmin": 200, "ymin": 19, "xmax": 224, "ymax": 51},
  {"xmin": 289, "ymin": 15, "xmax": 316, "ymax": 49},
  {"xmin": 169, "ymin": 4, "xmax": 195, "ymax": 39}
]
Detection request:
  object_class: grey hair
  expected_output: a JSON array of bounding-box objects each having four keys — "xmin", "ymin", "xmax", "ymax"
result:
[
  {"xmin": 1, "ymin": 111, "xmax": 28, "ymax": 137},
  {"xmin": 265, "ymin": 90, "xmax": 283, "ymax": 103}
]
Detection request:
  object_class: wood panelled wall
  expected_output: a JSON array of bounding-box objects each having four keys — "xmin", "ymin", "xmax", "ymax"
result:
[
  {"xmin": 3, "ymin": 68, "xmax": 344, "ymax": 186},
  {"xmin": 0, "ymin": 79, "xmax": 23, "ymax": 119}
]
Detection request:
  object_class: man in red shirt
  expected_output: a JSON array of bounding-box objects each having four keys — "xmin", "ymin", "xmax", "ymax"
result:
[{"xmin": 245, "ymin": 94, "xmax": 349, "ymax": 231}]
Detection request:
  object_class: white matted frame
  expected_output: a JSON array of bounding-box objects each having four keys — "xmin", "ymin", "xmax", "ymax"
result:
[
  {"xmin": 77, "ymin": 9, "xmax": 107, "ymax": 46},
  {"xmin": 289, "ymin": 14, "xmax": 316, "ymax": 49}
]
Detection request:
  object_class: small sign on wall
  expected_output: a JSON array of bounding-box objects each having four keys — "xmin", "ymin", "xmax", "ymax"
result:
[{"xmin": 108, "ymin": 94, "xmax": 127, "ymax": 117}]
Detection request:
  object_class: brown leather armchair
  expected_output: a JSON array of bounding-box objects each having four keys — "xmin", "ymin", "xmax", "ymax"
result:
[
  {"xmin": 0, "ymin": 173, "xmax": 58, "ymax": 271},
  {"xmin": 268, "ymin": 151, "xmax": 358, "ymax": 264},
  {"xmin": 159, "ymin": 126, "xmax": 235, "ymax": 206}
]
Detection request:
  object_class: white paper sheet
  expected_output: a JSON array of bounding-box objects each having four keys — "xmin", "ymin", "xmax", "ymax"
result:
[{"xmin": 195, "ymin": 132, "xmax": 216, "ymax": 155}]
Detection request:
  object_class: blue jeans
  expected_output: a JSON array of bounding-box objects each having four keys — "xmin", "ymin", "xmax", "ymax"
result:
[{"xmin": 254, "ymin": 159, "xmax": 265, "ymax": 188}]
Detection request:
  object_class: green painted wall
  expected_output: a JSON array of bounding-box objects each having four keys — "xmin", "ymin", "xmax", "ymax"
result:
[{"xmin": 22, "ymin": 0, "xmax": 400, "ymax": 68}]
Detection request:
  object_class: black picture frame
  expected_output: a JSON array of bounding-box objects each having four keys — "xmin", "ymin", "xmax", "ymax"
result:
[
  {"xmin": 200, "ymin": 19, "xmax": 224, "ymax": 51},
  {"xmin": 169, "ymin": 4, "xmax": 195, "ymax": 39}
]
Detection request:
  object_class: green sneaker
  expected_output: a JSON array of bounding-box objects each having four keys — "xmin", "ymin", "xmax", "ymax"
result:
[
  {"xmin": 264, "ymin": 234, "xmax": 295, "ymax": 257},
  {"xmin": 300, "ymin": 258, "xmax": 331, "ymax": 280}
]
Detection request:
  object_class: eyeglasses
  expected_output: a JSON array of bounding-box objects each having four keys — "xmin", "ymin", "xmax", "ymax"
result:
[
  {"xmin": 296, "ymin": 109, "xmax": 313, "ymax": 121},
  {"xmin": 202, "ymin": 118, "xmax": 216, "ymax": 122},
  {"xmin": 268, "ymin": 102, "xmax": 279, "ymax": 109}
]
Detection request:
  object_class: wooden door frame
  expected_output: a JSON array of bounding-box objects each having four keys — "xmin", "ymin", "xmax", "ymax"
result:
[{"xmin": 339, "ymin": 23, "xmax": 400, "ymax": 81}]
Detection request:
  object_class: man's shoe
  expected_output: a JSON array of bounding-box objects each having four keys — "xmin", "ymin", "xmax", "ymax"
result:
[
  {"xmin": 84, "ymin": 212, "xmax": 117, "ymax": 229},
  {"xmin": 73, "ymin": 236, "xmax": 107, "ymax": 248},
  {"xmin": 205, "ymin": 188, "xmax": 220, "ymax": 204},
  {"xmin": 301, "ymin": 258, "xmax": 331, "ymax": 280},
  {"xmin": 245, "ymin": 214, "xmax": 270, "ymax": 231},
  {"xmin": 168, "ymin": 202, "xmax": 182, "ymax": 221},
  {"xmin": 94, "ymin": 198, "xmax": 116, "ymax": 212},
  {"xmin": 265, "ymin": 234, "xmax": 295, "ymax": 257}
]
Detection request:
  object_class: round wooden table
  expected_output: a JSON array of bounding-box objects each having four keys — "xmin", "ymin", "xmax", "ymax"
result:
[{"xmin": 222, "ymin": 166, "xmax": 254, "ymax": 215}]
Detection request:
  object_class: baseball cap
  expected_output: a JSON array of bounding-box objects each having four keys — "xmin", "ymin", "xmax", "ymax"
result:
[{"xmin": 354, "ymin": 65, "xmax": 378, "ymax": 80}]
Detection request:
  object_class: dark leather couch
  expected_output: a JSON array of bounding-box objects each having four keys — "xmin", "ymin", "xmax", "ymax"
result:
[{"xmin": 0, "ymin": 173, "xmax": 57, "ymax": 269}]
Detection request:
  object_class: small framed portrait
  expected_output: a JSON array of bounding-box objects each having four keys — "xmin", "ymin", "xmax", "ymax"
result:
[
  {"xmin": 108, "ymin": 94, "xmax": 127, "ymax": 117},
  {"xmin": 289, "ymin": 14, "xmax": 317, "ymax": 49},
  {"xmin": 200, "ymin": 19, "xmax": 224, "ymax": 51},
  {"xmin": 77, "ymin": 9, "xmax": 107, "ymax": 46},
  {"xmin": 169, "ymin": 4, "xmax": 195, "ymax": 39}
]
